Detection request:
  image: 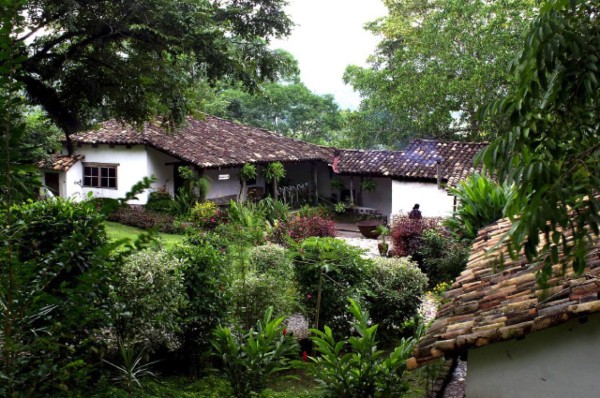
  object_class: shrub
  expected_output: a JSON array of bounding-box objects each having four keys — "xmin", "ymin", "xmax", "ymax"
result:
[
  {"xmin": 296, "ymin": 204, "xmax": 331, "ymax": 218},
  {"xmin": 366, "ymin": 257, "xmax": 428, "ymax": 339},
  {"xmin": 91, "ymin": 197, "xmax": 121, "ymax": 216},
  {"xmin": 231, "ymin": 271, "xmax": 299, "ymax": 329},
  {"xmin": 270, "ymin": 215, "xmax": 336, "ymax": 245},
  {"xmin": 111, "ymin": 250, "xmax": 185, "ymax": 352},
  {"xmin": 291, "ymin": 237, "xmax": 370, "ymax": 337},
  {"xmin": 145, "ymin": 191, "xmax": 174, "ymax": 214},
  {"xmin": 108, "ymin": 206, "xmax": 178, "ymax": 233},
  {"xmin": 303, "ymin": 299, "xmax": 419, "ymax": 398},
  {"xmin": 445, "ymin": 173, "xmax": 513, "ymax": 240},
  {"xmin": 211, "ymin": 307, "xmax": 299, "ymax": 398},
  {"xmin": 390, "ymin": 215, "xmax": 440, "ymax": 257},
  {"xmin": 249, "ymin": 243, "xmax": 292, "ymax": 275},
  {"xmin": 1, "ymin": 198, "xmax": 111, "ymax": 394},
  {"xmin": 417, "ymin": 229, "xmax": 470, "ymax": 287},
  {"xmin": 173, "ymin": 235, "xmax": 231, "ymax": 377},
  {"xmin": 256, "ymin": 197, "xmax": 290, "ymax": 223},
  {"xmin": 190, "ymin": 201, "xmax": 225, "ymax": 230}
]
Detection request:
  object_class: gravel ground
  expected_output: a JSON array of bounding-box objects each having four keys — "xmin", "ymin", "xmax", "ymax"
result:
[{"xmin": 337, "ymin": 236, "xmax": 380, "ymax": 258}]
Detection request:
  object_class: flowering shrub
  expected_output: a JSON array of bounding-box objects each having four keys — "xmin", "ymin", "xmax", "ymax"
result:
[
  {"xmin": 270, "ymin": 215, "xmax": 336, "ymax": 245},
  {"xmin": 389, "ymin": 215, "xmax": 441, "ymax": 257},
  {"xmin": 366, "ymin": 257, "xmax": 428, "ymax": 339},
  {"xmin": 190, "ymin": 201, "xmax": 225, "ymax": 230}
]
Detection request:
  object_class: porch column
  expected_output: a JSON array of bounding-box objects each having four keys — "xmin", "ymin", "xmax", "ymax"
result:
[
  {"xmin": 349, "ymin": 177, "xmax": 355, "ymax": 206},
  {"xmin": 312, "ymin": 162, "xmax": 319, "ymax": 205}
]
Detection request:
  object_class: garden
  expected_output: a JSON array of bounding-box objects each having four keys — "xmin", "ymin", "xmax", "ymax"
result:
[{"xmin": 0, "ymin": 167, "xmax": 509, "ymax": 398}]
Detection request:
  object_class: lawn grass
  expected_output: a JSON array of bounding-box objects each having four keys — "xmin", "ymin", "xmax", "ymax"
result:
[{"xmin": 104, "ymin": 221, "xmax": 184, "ymax": 250}]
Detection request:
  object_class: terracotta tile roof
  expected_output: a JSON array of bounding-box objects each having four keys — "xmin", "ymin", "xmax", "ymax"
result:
[
  {"xmin": 70, "ymin": 115, "xmax": 335, "ymax": 169},
  {"xmin": 37, "ymin": 154, "xmax": 84, "ymax": 171},
  {"xmin": 408, "ymin": 219, "xmax": 600, "ymax": 369},
  {"xmin": 336, "ymin": 139, "xmax": 487, "ymax": 183}
]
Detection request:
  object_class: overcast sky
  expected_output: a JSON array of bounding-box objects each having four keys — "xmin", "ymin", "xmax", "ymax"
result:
[{"xmin": 270, "ymin": 0, "xmax": 388, "ymax": 110}]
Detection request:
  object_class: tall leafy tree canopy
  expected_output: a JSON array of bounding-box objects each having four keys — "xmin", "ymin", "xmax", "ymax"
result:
[
  {"xmin": 206, "ymin": 80, "xmax": 343, "ymax": 144},
  {"xmin": 481, "ymin": 0, "xmax": 599, "ymax": 282},
  {"xmin": 344, "ymin": 0, "xmax": 536, "ymax": 148},
  {"xmin": 6, "ymin": 0, "xmax": 293, "ymax": 145}
]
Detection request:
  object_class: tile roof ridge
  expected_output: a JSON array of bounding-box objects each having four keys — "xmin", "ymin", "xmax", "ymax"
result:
[{"xmin": 411, "ymin": 138, "xmax": 490, "ymax": 145}]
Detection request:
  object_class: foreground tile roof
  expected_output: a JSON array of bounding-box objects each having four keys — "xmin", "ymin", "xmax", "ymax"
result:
[
  {"xmin": 37, "ymin": 154, "xmax": 84, "ymax": 171},
  {"xmin": 408, "ymin": 219, "xmax": 600, "ymax": 369},
  {"xmin": 70, "ymin": 115, "xmax": 335, "ymax": 169},
  {"xmin": 336, "ymin": 139, "xmax": 487, "ymax": 183}
]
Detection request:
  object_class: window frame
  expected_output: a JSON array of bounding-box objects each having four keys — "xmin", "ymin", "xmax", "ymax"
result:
[{"xmin": 83, "ymin": 162, "xmax": 119, "ymax": 189}]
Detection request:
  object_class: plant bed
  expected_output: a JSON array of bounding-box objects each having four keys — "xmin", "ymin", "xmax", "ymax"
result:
[{"xmin": 356, "ymin": 219, "xmax": 386, "ymax": 239}]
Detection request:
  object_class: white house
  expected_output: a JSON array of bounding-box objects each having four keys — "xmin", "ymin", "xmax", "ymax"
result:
[
  {"xmin": 38, "ymin": 115, "xmax": 486, "ymax": 220},
  {"xmin": 408, "ymin": 219, "xmax": 600, "ymax": 398},
  {"xmin": 39, "ymin": 115, "xmax": 334, "ymax": 205},
  {"xmin": 332, "ymin": 140, "xmax": 487, "ymax": 220}
]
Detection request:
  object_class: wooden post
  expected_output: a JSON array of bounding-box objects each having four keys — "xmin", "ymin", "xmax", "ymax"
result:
[
  {"xmin": 349, "ymin": 177, "xmax": 355, "ymax": 206},
  {"xmin": 312, "ymin": 162, "xmax": 319, "ymax": 205}
]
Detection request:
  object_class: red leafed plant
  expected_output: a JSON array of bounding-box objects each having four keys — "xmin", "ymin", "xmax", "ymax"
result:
[
  {"xmin": 270, "ymin": 215, "xmax": 336, "ymax": 245},
  {"xmin": 390, "ymin": 215, "xmax": 440, "ymax": 257}
]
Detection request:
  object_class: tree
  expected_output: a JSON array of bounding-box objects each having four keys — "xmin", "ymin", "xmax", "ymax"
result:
[
  {"xmin": 7, "ymin": 0, "xmax": 293, "ymax": 149},
  {"xmin": 344, "ymin": 0, "xmax": 536, "ymax": 147},
  {"xmin": 206, "ymin": 80, "xmax": 343, "ymax": 144},
  {"xmin": 481, "ymin": 0, "xmax": 600, "ymax": 283}
]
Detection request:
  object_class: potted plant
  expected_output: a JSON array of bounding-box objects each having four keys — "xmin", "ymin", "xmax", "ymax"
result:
[{"xmin": 376, "ymin": 225, "xmax": 390, "ymax": 257}]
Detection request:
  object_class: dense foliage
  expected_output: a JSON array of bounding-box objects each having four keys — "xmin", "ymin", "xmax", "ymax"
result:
[
  {"xmin": 270, "ymin": 215, "xmax": 337, "ymax": 245},
  {"xmin": 366, "ymin": 257, "xmax": 428, "ymax": 338},
  {"xmin": 108, "ymin": 206, "xmax": 178, "ymax": 233},
  {"xmin": 173, "ymin": 233, "xmax": 231, "ymax": 377},
  {"xmin": 417, "ymin": 229, "xmax": 470, "ymax": 288},
  {"xmin": 208, "ymin": 80, "xmax": 344, "ymax": 144},
  {"xmin": 111, "ymin": 250, "xmax": 185, "ymax": 352},
  {"xmin": 211, "ymin": 307, "xmax": 299, "ymax": 397},
  {"xmin": 291, "ymin": 237, "xmax": 370, "ymax": 337},
  {"xmin": 481, "ymin": 0, "xmax": 600, "ymax": 281},
  {"xmin": 0, "ymin": 198, "xmax": 111, "ymax": 395},
  {"xmin": 305, "ymin": 299, "xmax": 418, "ymax": 398},
  {"xmin": 390, "ymin": 216, "xmax": 440, "ymax": 257},
  {"xmin": 445, "ymin": 173, "xmax": 513, "ymax": 240},
  {"xmin": 6, "ymin": 0, "xmax": 294, "ymax": 141},
  {"xmin": 344, "ymin": 0, "xmax": 536, "ymax": 147},
  {"xmin": 145, "ymin": 191, "xmax": 175, "ymax": 214}
]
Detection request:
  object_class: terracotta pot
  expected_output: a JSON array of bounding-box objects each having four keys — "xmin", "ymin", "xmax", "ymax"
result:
[{"xmin": 356, "ymin": 220, "xmax": 386, "ymax": 239}]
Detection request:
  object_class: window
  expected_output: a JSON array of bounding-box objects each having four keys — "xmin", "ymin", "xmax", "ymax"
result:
[{"xmin": 83, "ymin": 164, "xmax": 117, "ymax": 188}]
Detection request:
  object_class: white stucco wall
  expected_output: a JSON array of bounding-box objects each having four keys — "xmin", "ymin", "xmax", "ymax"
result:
[
  {"xmin": 64, "ymin": 161, "xmax": 83, "ymax": 200},
  {"xmin": 391, "ymin": 180, "xmax": 454, "ymax": 218},
  {"xmin": 67, "ymin": 144, "xmax": 149, "ymax": 204},
  {"xmin": 361, "ymin": 177, "xmax": 392, "ymax": 220},
  {"xmin": 146, "ymin": 146, "xmax": 179, "ymax": 195},
  {"xmin": 467, "ymin": 315, "xmax": 600, "ymax": 398},
  {"xmin": 204, "ymin": 167, "xmax": 243, "ymax": 200}
]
